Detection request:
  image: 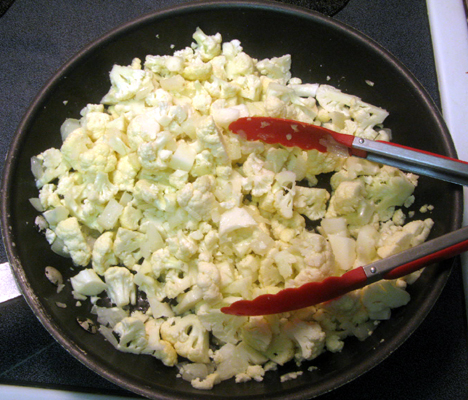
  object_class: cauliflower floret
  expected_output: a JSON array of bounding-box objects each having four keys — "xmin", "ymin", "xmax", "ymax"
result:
[
  {"xmin": 182, "ymin": 56, "xmax": 213, "ymax": 82},
  {"xmin": 225, "ymin": 52, "xmax": 255, "ymax": 80},
  {"xmin": 38, "ymin": 183, "xmax": 62, "ymax": 209},
  {"xmin": 377, "ymin": 218, "xmax": 434, "ymax": 258},
  {"xmin": 289, "ymin": 231, "xmax": 335, "ymax": 271},
  {"xmin": 104, "ymin": 266, "xmax": 136, "ymax": 307},
  {"xmin": 195, "ymin": 116, "xmax": 229, "ymax": 162},
  {"xmin": 55, "ymin": 217, "xmax": 91, "ymax": 266},
  {"xmin": 241, "ymin": 317, "xmax": 273, "ymax": 353},
  {"xmin": 196, "ymin": 261, "xmax": 222, "ymax": 303},
  {"xmin": 270, "ymin": 212, "xmax": 306, "ymax": 243},
  {"xmin": 113, "ymin": 316, "xmax": 148, "ymax": 353},
  {"xmin": 294, "ymin": 186, "xmax": 330, "ymax": 221},
  {"xmin": 361, "ymin": 280, "xmax": 411, "ymax": 320},
  {"xmin": 92, "ymin": 231, "xmax": 118, "ymax": 275},
  {"xmin": 137, "ymin": 131, "xmax": 177, "ymax": 172},
  {"xmin": 83, "ymin": 172, "xmax": 118, "ymax": 204},
  {"xmin": 61, "ymin": 129, "xmax": 93, "ymax": 171},
  {"xmin": 364, "ymin": 166, "xmax": 417, "ymax": 221},
  {"xmin": 80, "ymin": 105, "xmax": 111, "ymax": 141},
  {"xmin": 144, "ymin": 318, "xmax": 178, "ymax": 367},
  {"xmin": 32, "ymin": 148, "xmax": 70, "ymax": 188},
  {"xmin": 166, "ymin": 231, "xmax": 198, "ymax": 261},
  {"xmin": 177, "ymin": 176, "xmax": 219, "ymax": 221},
  {"xmin": 211, "ymin": 341, "xmax": 268, "ymax": 383},
  {"xmin": 242, "ymin": 153, "xmax": 276, "ymax": 197},
  {"xmin": 316, "ymin": 84, "xmax": 389, "ymax": 133},
  {"xmin": 192, "ymin": 27, "xmax": 222, "ymax": 61},
  {"xmin": 270, "ymin": 170, "xmax": 297, "ymax": 219},
  {"xmin": 326, "ymin": 180, "xmax": 374, "ymax": 228},
  {"xmin": 113, "ymin": 228, "xmax": 144, "ymax": 268},
  {"xmin": 264, "ymin": 330, "xmax": 296, "ymax": 365},
  {"xmin": 198, "ymin": 309, "xmax": 247, "ymax": 345},
  {"xmin": 126, "ymin": 112, "xmax": 161, "ymax": 150},
  {"xmin": 160, "ymin": 315, "xmax": 210, "ymax": 363},
  {"xmin": 304, "ymin": 149, "xmax": 345, "ymax": 182},
  {"xmin": 79, "ymin": 141, "xmax": 117, "ymax": 175},
  {"xmin": 101, "ymin": 63, "xmax": 154, "ymax": 104},
  {"xmin": 256, "ymin": 55, "xmax": 292, "ymax": 83},
  {"xmin": 284, "ymin": 319, "xmax": 326, "ymax": 361},
  {"xmin": 145, "ymin": 54, "xmax": 184, "ymax": 76},
  {"xmin": 119, "ymin": 203, "xmax": 142, "ymax": 231}
]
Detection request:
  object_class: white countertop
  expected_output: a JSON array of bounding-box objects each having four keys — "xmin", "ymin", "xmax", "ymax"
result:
[{"xmin": 427, "ymin": 0, "xmax": 468, "ymax": 320}]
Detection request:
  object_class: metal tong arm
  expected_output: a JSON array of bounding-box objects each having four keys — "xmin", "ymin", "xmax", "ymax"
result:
[{"xmin": 352, "ymin": 137, "xmax": 468, "ymax": 186}]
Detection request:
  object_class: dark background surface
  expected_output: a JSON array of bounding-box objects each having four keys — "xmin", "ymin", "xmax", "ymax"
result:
[{"xmin": 0, "ymin": 0, "xmax": 467, "ymax": 399}]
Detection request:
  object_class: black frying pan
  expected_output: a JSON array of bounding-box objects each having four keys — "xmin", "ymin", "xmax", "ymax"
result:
[{"xmin": 0, "ymin": 1, "xmax": 462, "ymax": 399}]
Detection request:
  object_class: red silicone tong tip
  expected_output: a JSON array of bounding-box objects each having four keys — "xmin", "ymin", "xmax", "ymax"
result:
[
  {"xmin": 228, "ymin": 117, "xmax": 356, "ymax": 153},
  {"xmin": 221, "ymin": 268, "xmax": 368, "ymax": 316}
]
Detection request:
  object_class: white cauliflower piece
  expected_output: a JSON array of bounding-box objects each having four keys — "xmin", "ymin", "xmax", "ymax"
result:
[
  {"xmin": 218, "ymin": 206, "xmax": 258, "ymax": 237},
  {"xmin": 70, "ymin": 269, "xmax": 107, "ymax": 296},
  {"xmin": 316, "ymin": 84, "xmax": 389, "ymax": 133},
  {"xmin": 192, "ymin": 27, "xmax": 222, "ymax": 61},
  {"xmin": 55, "ymin": 217, "xmax": 91, "ymax": 266},
  {"xmin": 198, "ymin": 309, "xmax": 247, "ymax": 345},
  {"xmin": 101, "ymin": 63, "xmax": 154, "ymax": 104},
  {"xmin": 126, "ymin": 112, "xmax": 161, "ymax": 150},
  {"xmin": 284, "ymin": 319, "xmax": 326, "ymax": 361},
  {"xmin": 113, "ymin": 316, "xmax": 148, "ymax": 354},
  {"xmin": 211, "ymin": 342, "xmax": 268, "ymax": 383},
  {"xmin": 79, "ymin": 142, "xmax": 117, "ymax": 175},
  {"xmin": 176, "ymin": 176, "xmax": 219, "ymax": 221},
  {"xmin": 271, "ymin": 170, "xmax": 297, "ymax": 219},
  {"xmin": 113, "ymin": 227, "xmax": 144, "ymax": 268},
  {"xmin": 161, "ymin": 315, "xmax": 210, "ymax": 363},
  {"xmin": 82, "ymin": 172, "xmax": 118, "ymax": 206},
  {"xmin": 92, "ymin": 231, "xmax": 118, "ymax": 275},
  {"xmin": 264, "ymin": 331, "xmax": 296, "ymax": 365},
  {"xmin": 294, "ymin": 186, "xmax": 330, "ymax": 221},
  {"xmin": 242, "ymin": 153, "xmax": 275, "ymax": 197},
  {"xmin": 61, "ymin": 129, "xmax": 93, "ymax": 171},
  {"xmin": 32, "ymin": 148, "xmax": 69, "ymax": 188},
  {"xmin": 377, "ymin": 218, "xmax": 434, "ymax": 258},
  {"xmin": 361, "ymin": 280, "xmax": 411, "ymax": 320},
  {"xmin": 144, "ymin": 318, "xmax": 178, "ymax": 367},
  {"xmin": 38, "ymin": 183, "xmax": 62, "ymax": 209},
  {"xmin": 195, "ymin": 116, "xmax": 229, "ymax": 161},
  {"xmin": 256, "ymin": 55, "xmax": 292, "ymax": 82},
  {"xmin": 289, "ymin": 231, "xmax": 334, "ymax": 270},
  {"xmin": 365, "ymin": 166, "xmax": 417, "ymax": 221},
  {"xmin": 241, "ymin": 317, "xmax": 273, "ymax": 353},
  {"xmin": 327, "ymin": 180, "xmax": 374, "ymax": 227},
  {"xmin": 196, "ymin": 261, "xmax": 222, "ymax": 303},
  {"xmin": 80, "ymin": 105, "xmax": 111, "ymax": 141},
  {"xmin": 104, "ymin": 266, "xmax": 137, "ymax": 307}
]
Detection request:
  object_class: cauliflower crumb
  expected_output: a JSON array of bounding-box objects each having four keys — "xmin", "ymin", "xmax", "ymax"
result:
[{"xmin": 280, "ymin": 371, "xmax": 304, "ymax": 382}]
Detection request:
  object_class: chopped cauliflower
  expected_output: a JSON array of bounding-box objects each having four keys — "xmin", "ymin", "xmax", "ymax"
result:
[{"xmin": 31, "ymin": 28, "xmax": 434, "ymax": 390}]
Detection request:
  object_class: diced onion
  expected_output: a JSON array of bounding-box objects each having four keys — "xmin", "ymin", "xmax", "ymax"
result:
[
  {"xmin": 30, "ymin": 156, "xmax": 43, "ymax": 180},
  {"xmin": 97, "ymin": 199, "xmax": 124, "ymax": 230},
  {"xmin": 29, "ymin": 197, "xmax": 44, "ymax": 212}
]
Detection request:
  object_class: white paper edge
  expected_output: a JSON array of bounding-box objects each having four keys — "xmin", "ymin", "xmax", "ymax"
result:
[
  {"xmin": 0, "ymin": 384, "xmax": 141, "ymax": 400},
  {"xmin": 0, "ymin": 262, "xmax": 21, "ymax": 303}
]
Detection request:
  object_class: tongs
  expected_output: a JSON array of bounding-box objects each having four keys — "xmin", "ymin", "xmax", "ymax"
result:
[{"xmin": 220, "ymin": 117, "xmax": 468, "ymax": 316}]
